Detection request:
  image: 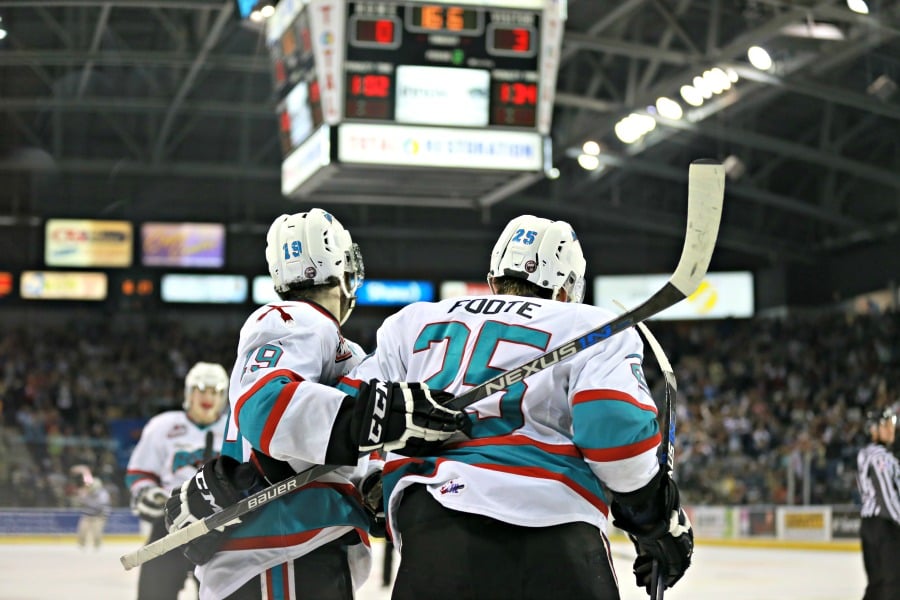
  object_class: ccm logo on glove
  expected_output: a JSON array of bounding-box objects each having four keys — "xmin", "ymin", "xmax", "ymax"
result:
[
  {"xmin": 366, "ymin": 381, "xmax": 390, "ymax": 445},
  {"xmin": 196, "ymin": 470, "xmax": 224, "ymax": 512}
]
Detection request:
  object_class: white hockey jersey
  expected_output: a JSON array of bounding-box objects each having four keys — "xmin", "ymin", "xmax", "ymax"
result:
[
  {"xmin": 125, "ymin": 410, "xmax": 227, "ymax": 496},
  {"xmin": 197, "ymin": 300, "xmax": 372, "ymax": 600},
  {"xmin": 344, "ymin": 295, "xmax": 661, "ymax": 549}
]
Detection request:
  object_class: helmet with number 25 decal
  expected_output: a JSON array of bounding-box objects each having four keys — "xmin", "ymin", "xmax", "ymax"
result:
[
  {"xmin": 487, "ymin": 214, "xmax": 586, "ymax": 303},
  {"xmin": 265, "ymin": 208, "xmax": 365, "ymax": 324}
]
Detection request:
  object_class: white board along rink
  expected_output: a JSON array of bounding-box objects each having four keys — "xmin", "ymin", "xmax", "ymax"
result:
[{"xmin": 0, "ymin": 537, "xmax": 865, "ymax": 599}]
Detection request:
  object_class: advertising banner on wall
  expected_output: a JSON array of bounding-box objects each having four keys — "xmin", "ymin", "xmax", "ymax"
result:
[
  {"xmin": 20, "ymin": 271, "xmax": 108, "ymax": 301},
  {"xmin": 141, "ymin": 223, "xmax": 225, "ymax": 268},
  {"xmin": 439, "ymin": 281, "xmax": 493, "ymax": 299},
  {"xmin": 594, "ymin": 271, "xmax": 754, "ymax": 320},
  {"xmin": 160, "ymin": 274, "xmax": 247, "ymax": 304},
  {"xmin": 776, "ymin": 506, "xmax": 832, "ymax": 541},
  {"xmin": 45, "ymin": 219, "xmax": 133, "ymax": 267}
]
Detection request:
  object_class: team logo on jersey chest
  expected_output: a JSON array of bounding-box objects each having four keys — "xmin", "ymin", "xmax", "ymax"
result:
[{"xmin": 167, "ymin": 424, "xmax": 187, "ymax": 438}]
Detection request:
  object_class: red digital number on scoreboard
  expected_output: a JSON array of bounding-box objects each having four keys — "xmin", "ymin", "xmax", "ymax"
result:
[
  {"xmin": 488, "ymin": 25, "xmax": 536, "ymax": 56},
  {"xmin": 348, "ymin": 74, "xmax": 391, "ymax": 99},
  {"xmin": 498, "ymin": 82, "xmax": 537, "ymax": 106},
  {"xmin": 351, "ymin": 16, "xmax": 400, "ymax": 48},
  {"xmin": 491, "ymin": 81, "xmax": 538, "ymax": 127}
]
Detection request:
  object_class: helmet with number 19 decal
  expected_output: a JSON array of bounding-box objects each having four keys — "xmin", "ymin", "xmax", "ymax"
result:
[
  {"xmin": 487, "ymin": 214, "xmax": 586, "ymax": 303},
  {"xmin": 265, "ymin": 208, "xmax": 365, "ymax": 324}
]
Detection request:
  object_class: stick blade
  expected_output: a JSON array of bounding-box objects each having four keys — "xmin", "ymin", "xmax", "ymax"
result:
[{"xmin": 670, "ymin": 160, "xmax": 725, "ymax": 297}]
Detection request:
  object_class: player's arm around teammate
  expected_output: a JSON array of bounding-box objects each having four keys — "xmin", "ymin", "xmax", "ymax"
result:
[
  {"xmin": 344, "ymin": 214, "xmax": 693, "ymax": 600},
  {"xmin": 163, "ymin": 209, "xmax": 465, "ymax": 600}
]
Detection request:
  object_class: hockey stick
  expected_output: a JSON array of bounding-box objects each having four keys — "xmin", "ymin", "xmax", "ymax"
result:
[
  {"xmin": 120, "ymin": 159, "xmax": 723, "ymax": 571},
  {"xmin": 610, "ymin": 300, "xmax": 676, "ymax": 599},
  {"xmin": 635, "ymin": 320, "xmax": 677, "ymax": 600}
]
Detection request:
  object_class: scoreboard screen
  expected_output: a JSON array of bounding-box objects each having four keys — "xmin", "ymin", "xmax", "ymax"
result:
[
  {"xmin": 343, "ymin": 2, "xmax": 541, "ymax": 129},
  {"xmin": 266, "ymin": 0, "xmax": 565, "ymax": 199}
]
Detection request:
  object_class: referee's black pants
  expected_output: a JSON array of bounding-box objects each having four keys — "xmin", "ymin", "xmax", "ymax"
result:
[
  {"xmin": 392, "ymin": 485, "xmax": 620, "ymax": 600},
  {"xmin": 861, "ymin": 517, "xmax": 900, "ymax": 600}
]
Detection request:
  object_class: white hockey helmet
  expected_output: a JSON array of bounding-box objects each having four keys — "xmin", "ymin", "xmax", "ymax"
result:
[
  {"xmin": 265, "ymin": 209, "xmax": 364, "ymax": 324},
  {"xmin": 183, "ymin": 361, "xmax": 229, "ymax": 424},
  {"xmin": 487, "ymin": 215, "xmax": 586, "ymax": 303}
]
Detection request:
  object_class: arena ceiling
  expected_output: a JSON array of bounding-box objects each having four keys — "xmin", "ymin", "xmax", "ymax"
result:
[{"xmin": 0, "ymin": 0, "xmax": 898, "ymax": 284}]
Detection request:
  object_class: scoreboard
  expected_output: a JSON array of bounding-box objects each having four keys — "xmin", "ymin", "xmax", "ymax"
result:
[{"xmin": 266, "ymin": 0, "xmax": 566, "ymax": 202}]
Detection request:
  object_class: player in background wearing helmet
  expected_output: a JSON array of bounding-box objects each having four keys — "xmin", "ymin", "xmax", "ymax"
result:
[
  {"xmin": 125, "ymin": 361, "xmax": 230, "ymax": 600},
  {"xmin": 857, "ymin": 406, "xmax": 900, "ymax": 600},
  {"xmin": 69, "ymin": 464, "xmax": 111, "ymax": 550},
  {"xmin": 163, "ymin": 209, "xmax": 464, "ymax": 600},
  {"xmin": 342, "ymin": 214, "xmax": 693, "ymax": 599}
]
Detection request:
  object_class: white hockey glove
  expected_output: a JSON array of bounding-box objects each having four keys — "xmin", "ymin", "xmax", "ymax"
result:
[
  {"xmin": 351, "ymin": 381, "xmax": 467, "ymax": 456},
  {"xmin": 133, "ymin": 485, "xmax": 168, "ymax": 522},
  {"xmin": 164, "ymin": 456, "xmax": 262, "ymax": 565}
]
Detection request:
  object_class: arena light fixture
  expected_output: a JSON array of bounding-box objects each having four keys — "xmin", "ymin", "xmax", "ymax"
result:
[
  {"xmin": 614, "ymin": 112, "xmax": 656, "ymax": 144},
  {"xmin": 581, "ymin": 140, "xmax": 601, "ymax": 156},
  {"xmin": 655, "ymin": 96, "xmax": 683, "ymax": 120},
  {"xmin": 846, "ymin": 0, "xmax": 869, "ymax": 14},
  {"xmin": 692, "ymin": 75, "xmax": 713, "ymax": 99},
  {"xmin": 679, "ymin": 84, "xmax": 704, "ymax": 107},
  {"xmin": 747, "ymin": 46, "xmax": 773, "ymax": 71},
  {"xmin": 577, "ymin": 153, "xmax": 601, "ymax": 170}
]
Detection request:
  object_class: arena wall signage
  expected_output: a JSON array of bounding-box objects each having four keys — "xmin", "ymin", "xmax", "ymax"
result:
[
  {"xmin": 141, "ymin": 222, "xmax": 226, "ymax": 268},
  {"xmin": 160, "ymin": 274, "xmax": 248, "ymax": 304},
  {"xmin": 45, "ymin": 219, "xmax": 133, "ymax": 268},
  {"xmin": 594, "ymin": 271, "xmax": 754, "ymax": 320},
  {"xmin": 20, "ymin": 271, "xmax": 108, "ymax": 300}
]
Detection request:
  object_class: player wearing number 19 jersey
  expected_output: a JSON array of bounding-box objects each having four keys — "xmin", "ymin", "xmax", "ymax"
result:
[{"xmin": 341, "ymin": 215, "xmax": 693, "ymax": 599}]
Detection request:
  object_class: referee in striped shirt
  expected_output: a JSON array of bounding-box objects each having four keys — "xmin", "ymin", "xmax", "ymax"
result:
[{"xmin": 856, "ymin": 406, "xmax": 900, "ymax": 600}]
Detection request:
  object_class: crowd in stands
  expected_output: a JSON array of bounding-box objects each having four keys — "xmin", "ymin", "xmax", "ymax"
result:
[{"xmin": 0, "ymin": 307, "xmax": 896, "ymax": 510}]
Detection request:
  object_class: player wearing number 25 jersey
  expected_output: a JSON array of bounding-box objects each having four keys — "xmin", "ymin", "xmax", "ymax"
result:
[{"xmin": 341, "ymin": 215, "xmax": 693, "ymax": 599}]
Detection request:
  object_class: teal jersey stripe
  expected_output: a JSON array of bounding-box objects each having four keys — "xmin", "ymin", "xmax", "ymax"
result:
[
  {"xmin": 383, "ymin": 442, "xmax": 608, "ymax": 507},
  {"xmin": 572, "ymin": 399, "xmax": 659, "ymax": 451},
  {"xmin": 235, "ymin": 376, "xmax": 293, "ymax": 449},
  {"xmin": 226, "ymin": 486, "xmax": 370, "ymax": 543},
  {"xmin": 269, "ymin": 562, "xmax": 286, "ymax": 600},
  {"xmin": 334, "ymin": 380, "xmax": 359, "ymax": 397}
]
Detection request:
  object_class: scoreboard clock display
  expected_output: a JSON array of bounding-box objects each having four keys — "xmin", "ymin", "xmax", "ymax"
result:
[
  {"xmin": 344, "ymin": 2, "xmax": 542, "ymax": 129},
  {"xmin": 265, "ymin": 0, "xmax": 565, "ymax": 200}
]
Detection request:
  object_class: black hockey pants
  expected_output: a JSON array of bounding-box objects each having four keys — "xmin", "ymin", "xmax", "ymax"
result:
[{"xmin": 391, "ymin": 484, "xmax": 621, "ymax": 600}]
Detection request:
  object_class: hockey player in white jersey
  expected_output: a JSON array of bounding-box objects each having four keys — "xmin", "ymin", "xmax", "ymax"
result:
[
  {"xmin": 163, "ymin": 209, "xmax": 465, "ymax": 600},
  {"xmin": 126, "ymin": 360, "xmax": 229, "ymax": 600},
  {"xmin": 341, "ymin": 215, "xmax": 694, "ymax": 599}
]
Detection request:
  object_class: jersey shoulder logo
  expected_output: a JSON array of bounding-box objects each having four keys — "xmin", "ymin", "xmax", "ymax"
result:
[
  {"xmin": 335, "ymin": 336, "xmax": 353, "ymax": 363},
  {"xmin": 166, "ymin": 424, "xmax": 187, "ymax": 438}
]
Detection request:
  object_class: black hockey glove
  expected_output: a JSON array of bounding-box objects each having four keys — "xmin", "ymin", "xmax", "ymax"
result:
[
  {"xmin": 360, "ymin": 470, "xmax": 387, "ymax": 538},
  {"xmin": 164, "ymin": 456, "xmax": 262, "ymax": 565},
  {"xmin": 351, "ymin": 381, "xmax": 467, "ymax": 457},
  {"xmin": 133, "ymin": 485, "xmax": 168, "ymax": 522},
  {"xmin": 611, "ymin": 471, "xmax": 693, "ymax": 593}
]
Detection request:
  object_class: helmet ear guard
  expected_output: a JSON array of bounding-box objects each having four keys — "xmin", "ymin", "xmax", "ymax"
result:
[{"xmin": 487, "ymin": 215, "xmax": 586, "ymax": 303}]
